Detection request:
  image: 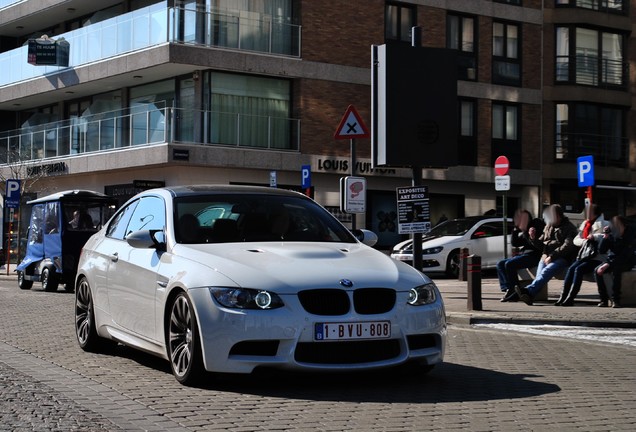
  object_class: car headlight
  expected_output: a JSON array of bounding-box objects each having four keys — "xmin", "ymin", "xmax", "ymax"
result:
[
  {"xmin": 422, "ymin": 246, "xmax": 443, "ymax": 255},
  {"xmin": 407, "ymin": 283, "xmax": 437, "ymax": 306},
  {"xmin": 210, "ymin": 288, "xmax": 284, "ymax": 310}
]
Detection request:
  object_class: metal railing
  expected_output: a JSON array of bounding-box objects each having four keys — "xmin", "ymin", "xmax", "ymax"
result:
[
  {"xmin": 556, "ymin": 0, "xmax": 626, "ymax": 13},
  {"xmin": 0, "ymin": 107, "xmax": 300, "ymax": 165},
  {"xmin": 170, "ymin": 6, "xmax": 301, "ymax": 57},
  {"xmin": 555, "ymin": 54, "xmax": 627, "ymax": 88},
  {"xmin": 555, "ymin": 132, "xmax": 629, "ymax": 167}
]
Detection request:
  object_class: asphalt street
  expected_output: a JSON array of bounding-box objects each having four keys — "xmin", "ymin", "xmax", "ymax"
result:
[{"xmin": 0, "ymin": 270, "xmax": 635, "ymax": 431}]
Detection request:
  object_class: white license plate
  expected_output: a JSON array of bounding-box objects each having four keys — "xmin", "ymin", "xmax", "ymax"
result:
[{"xmin": 314, "ymin": 321, "xmax": 391, "ymax": 341}]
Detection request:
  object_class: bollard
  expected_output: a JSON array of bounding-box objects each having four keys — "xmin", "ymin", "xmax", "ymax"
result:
[
  {"xmin": 467, "ymin": 254, "xmax": 482, "ymax": 311},
  {"xmin": 458, "ymin": 248, "xmax": 469, "ymax": 281}
]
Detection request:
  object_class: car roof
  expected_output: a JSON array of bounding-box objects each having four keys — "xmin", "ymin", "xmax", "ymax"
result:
[
  {"xmin": 155, "ymin": 184, "xmax": 306, "ymax": 198},
  {"xmin": 27, "ymin": 189, "xmax": 116, "ymax": 205}
]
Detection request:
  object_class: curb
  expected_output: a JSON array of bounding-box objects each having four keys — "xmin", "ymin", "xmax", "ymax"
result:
[{"xmin": 446, "ymin": 313, "xmax": 636, "ymax": 329}]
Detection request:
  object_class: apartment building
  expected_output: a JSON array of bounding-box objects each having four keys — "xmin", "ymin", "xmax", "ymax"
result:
[{"xmin": 0, "ymin": 0, "xmax": 633, "ymax": 250}]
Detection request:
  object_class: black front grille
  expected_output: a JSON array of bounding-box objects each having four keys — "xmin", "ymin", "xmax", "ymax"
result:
[
  {"xmin": 298, "ymin": 289, "xmax": 350, "ymax": 315},
  {"xmin": 294, "ymin": 340, "xmax": 401, "ymax": 364},
  {"xmin": 353, "ymin": 288, "xmax": 396, "ymax": 314}
]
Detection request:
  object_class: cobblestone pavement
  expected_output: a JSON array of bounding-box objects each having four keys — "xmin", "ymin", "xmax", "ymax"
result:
[{"xmin": 1, "ymin": 274, "xmax": 635, "ymax": 431}]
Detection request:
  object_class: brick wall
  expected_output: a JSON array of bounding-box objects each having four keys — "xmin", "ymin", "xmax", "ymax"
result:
[{"xmin": 300, "ymin": 0, "xmax": 384, "ymax": 67}]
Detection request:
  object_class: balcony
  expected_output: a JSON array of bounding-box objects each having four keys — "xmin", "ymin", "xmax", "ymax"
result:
[
  {"xmin": 556, "ymin": 0, "xmax": 627, "ymax": 14},
  {"xmin": 556, "ymin": 54, "xmax": 628, "ymax": 88},
  {"xmin": 0, "ymin": 106, "xmax": 300, "ymax": 165},
  {"xmin": 0, "ymin": 3, "xmax": 301, "ymax": 88},
  {"xmin": 555, "ymin": 132, "xmax": 628, "ymax": 167}
]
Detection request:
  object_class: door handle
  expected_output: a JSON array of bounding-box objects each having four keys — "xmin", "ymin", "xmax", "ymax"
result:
[{"xmin": 110, "ymin": 252, "xmax": 119, "ymax": 262}]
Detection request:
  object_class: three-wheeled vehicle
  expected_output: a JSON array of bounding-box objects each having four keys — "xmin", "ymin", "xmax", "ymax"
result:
[{"xmin": 16, "ymin": 190, "xmax": 117, "ymax": 292}]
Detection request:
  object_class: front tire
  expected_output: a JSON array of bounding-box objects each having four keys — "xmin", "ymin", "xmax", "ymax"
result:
[
  {"xmin": 42, "ymin": 267, "xmax": 59, "ymax": 292},
  {"xmin": 18, "ymin": 271, "xmax": 33, "ymax": 290},
  {"xmin": 445, "ymin": 250, "xmax": 460, "ymax": 278},
  {"xmin": 167, "ymin": 292, "xmax": 205, "ymax": 386}
]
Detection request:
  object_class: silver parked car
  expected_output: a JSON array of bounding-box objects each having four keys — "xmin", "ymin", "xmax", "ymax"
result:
[{"xmin": 75, "ymin": 185, "xmax": 447, "ymax": 385}]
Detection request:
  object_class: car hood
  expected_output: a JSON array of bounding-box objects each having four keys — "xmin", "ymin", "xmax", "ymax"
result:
[
  {"xmin": 393, "ymin": 235, "xmax": 461, "ymax": 251},
  {"xmin": 172, "ymin": 242, "xmax": 429, "ymax": 293}
]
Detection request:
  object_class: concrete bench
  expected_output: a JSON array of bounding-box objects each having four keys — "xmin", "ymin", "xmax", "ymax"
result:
[{"xmin": 518, "ymin": 266, "xmax": 636, "ymax": 305}]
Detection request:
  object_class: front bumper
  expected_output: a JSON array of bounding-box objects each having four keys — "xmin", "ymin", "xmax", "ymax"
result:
[{"xmin": 189, "ymin": 288, "xmax": 447, "ymax": 374}]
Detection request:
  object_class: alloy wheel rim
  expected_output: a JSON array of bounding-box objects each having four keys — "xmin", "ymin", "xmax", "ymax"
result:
[
  {"xmin": 169, "ymin": 296, "xmax": 192, "ymax": 377},
  {"xmin": 75, "ymin": 280, "xmax": 91, "ymax": 345}
]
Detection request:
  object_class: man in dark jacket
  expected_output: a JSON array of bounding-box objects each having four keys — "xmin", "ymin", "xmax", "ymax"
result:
[
  {"xmin": 516, "ymin": 204, "xmax": 578, "ymax": 305},
  {"xmin": 595, "ymin": 215, "xmax": 636, "ymax": 308},
  {"xmin": 497, "ymin": 209, "xmax": 545, "ymax": 302}
]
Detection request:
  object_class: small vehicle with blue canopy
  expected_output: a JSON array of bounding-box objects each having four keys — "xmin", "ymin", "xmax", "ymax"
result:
[{"xmin": 16, "ymin": 190, "xmax": 117, "ymax": 292}]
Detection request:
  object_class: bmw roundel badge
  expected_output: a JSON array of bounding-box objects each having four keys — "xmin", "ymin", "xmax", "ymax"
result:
[{"xmin": 339, "ymin": 279, "xmax": 353, "ymax": 287}]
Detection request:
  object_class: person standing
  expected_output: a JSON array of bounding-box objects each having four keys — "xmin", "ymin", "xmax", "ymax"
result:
[
  {"xmin": 555, "ymin": 204, "xmax": 609, "ymax": 306},
  {"xmin": 595, "ymin": 215, "xmax": 636, "ymax": 308},
  {"xmin": 515, "ymin": 204, "xmax": 578, "ymax": 305},
  {"xmin": 497, "ymin": 209, "xmax": 545, "ymax": 302}
]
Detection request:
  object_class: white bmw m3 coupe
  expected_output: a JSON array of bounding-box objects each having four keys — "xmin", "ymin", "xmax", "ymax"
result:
[{"xmin": 75, "ymin": 185, "xmax": 446, "ymax": 385}]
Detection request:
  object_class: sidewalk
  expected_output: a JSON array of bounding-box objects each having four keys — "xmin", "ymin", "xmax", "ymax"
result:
[{"xmin": 434, "ymin": 274, "xmax": 636, "ymax": 328}]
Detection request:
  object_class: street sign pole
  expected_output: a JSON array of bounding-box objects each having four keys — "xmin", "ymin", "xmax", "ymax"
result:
[
  {"xmin": 494, "ymin": 157, "xmax": 510, "ymax": 260},
  {"xmin": 350, "ymin": 137, "xmax": 356, "ymax": 231},
  {"xmin": 503, "ymin": 191, "xmax": 508, "ymax": 259}
]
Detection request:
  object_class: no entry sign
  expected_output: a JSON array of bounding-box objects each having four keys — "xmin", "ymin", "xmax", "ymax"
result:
[{"xmin": 494, "ymin": 155, "xmax": 509, "ymax": 176}]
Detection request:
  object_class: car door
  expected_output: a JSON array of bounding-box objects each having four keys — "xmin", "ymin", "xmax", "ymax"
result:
[
  {"xmin": 107, "ymin": 196, "xmax": 166, "ymax": 341},
  {"xmin": 469, "ymin": 220, "xmax": 507, "ymax": 268}
]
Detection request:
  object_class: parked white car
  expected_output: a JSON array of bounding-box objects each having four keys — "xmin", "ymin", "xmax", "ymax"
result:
[
  {"xmin": 390, "ymin": 217, "xmax": 513, "ymax": 277},
  {"xmin": 75, "ymin": 185, "xmax": 447, "ymax": 385}
]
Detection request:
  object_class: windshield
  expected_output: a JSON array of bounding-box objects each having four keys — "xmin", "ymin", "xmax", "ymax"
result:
[
  {"xmin": 427, "ymin": 219, "xmax": 480, "ymax": 237},
  {"xmin": 174, "ymin": 193, "xmax": 357, "ymax": 244}
]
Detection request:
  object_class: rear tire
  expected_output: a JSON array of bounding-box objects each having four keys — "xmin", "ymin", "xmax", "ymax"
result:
[
  {"xmin": 42, "ymin": 267, "xmax": 59, "ymax": 292},
  {"xmin": 18, "ymin": 271, "xmax": 33, "ymax": 290}
]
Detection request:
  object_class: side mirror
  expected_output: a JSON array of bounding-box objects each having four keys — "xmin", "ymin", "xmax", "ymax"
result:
[
  {"xmin": 126, "ymin": 229, "xmax": 166, "ymax": 251},
  {"xmin": 352, "ymin": 229, "xmax": 378, "ymax": 247}
]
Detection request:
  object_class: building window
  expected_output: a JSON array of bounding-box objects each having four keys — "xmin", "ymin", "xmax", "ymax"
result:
[
  {"xmin": 492, "ymin": 102, "xmax": 521, "ymax": 168},
  {"xmin": 555, "ymin": 0, "xmax": 626, "ymax": 14},
  {"xmin": 556, "ymin": 26, "xmax": 626, "ymax": 87},
  {"xmin": 492, "ymin": 21, "xmax": 521, "ymax": 86},
  {"xmin": 385, "ymin": 2, "xmax": 416, "ymax": 43},
  {"xmin": 555, "ymin": 103, "xmax": 627, "ymax": 167},
  {"xmin": 494, "ymin": 0, "xmax": 522, "ymax": 5},
  {"xmin": 458, "ymin": 99, "xmax": 477, "ymax": 165},
  {"xmin": 206, "ymin": 72, "xmax": 293, "ymax": 150},
  {"xmin": 447, "ymin": 14, "xmax": 476, "ymax": 80}
]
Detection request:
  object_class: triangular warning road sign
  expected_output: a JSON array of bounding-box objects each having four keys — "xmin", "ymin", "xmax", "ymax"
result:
[{"xmin": 334, "ymin": 105, "xmax": 370, "ymax": 140}]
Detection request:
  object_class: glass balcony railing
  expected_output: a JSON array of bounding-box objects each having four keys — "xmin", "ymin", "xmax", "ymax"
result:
[
  {"xmin": 0, "ymin": 3, "xmax": 168, "ymax": 87},
  {"xmin": 555, "ymin": 132, "xmax": 628, "ymax": 167},
  {"xmin": 0, "ymin": 107, "xmax": 300, "ymax": 165},
  {"xmin": 0, "ymin": 3, "xmax": 300, "ymax": 88},
  {"xmin": 0, "ymin": 0, "xmax": 23, "ymax": 10}
]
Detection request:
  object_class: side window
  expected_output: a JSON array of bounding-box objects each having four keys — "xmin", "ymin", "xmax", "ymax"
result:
[
  {"xmin": 473, "ymin": 222, "xmax": 503, "ymax": 238},
  {"xmin": 28, "ymin": 204, "xmax": 45, "ymax": 244},
  {"xmin": 106, "ymin": 200, "xmax": 139, "ymax": 240},
  {"xmin": 125, "ymin": 196, "xmax": 166, "ymax": 237}
]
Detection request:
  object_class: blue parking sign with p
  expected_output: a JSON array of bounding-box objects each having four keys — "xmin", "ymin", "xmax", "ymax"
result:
[
  {"xmin": 5, "ymin": 179, "xmax": 21, "ymax": 208},
  {"xmin": 577, "ymin": 156, "xmax": 594, "ymax": 187},
  {"xmin": 301, "ymin": 165, "xmax": 311, "ymax": 189}
]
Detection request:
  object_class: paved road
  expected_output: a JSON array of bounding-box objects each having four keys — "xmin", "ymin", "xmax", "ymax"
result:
[{"xmin": 1, "ymin": 277, "xmax": 635, "ymax": 431}]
